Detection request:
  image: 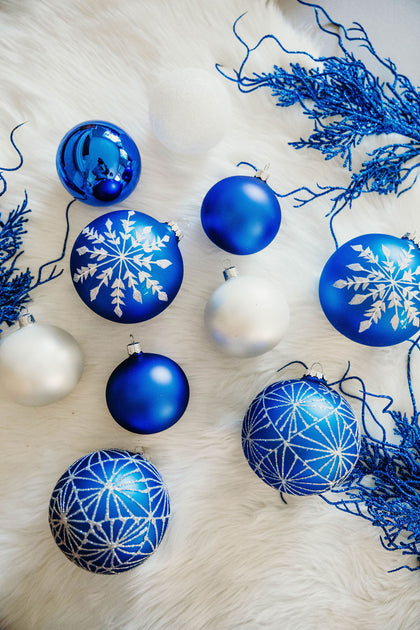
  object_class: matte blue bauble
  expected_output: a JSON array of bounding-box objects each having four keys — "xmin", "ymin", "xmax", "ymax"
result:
[
  {"xmin": 48, "ymin": 449, "xmax": 170, "ymax": 573},
  {"xmin": 70, "ymin": 210, "xmax": 183, "ymax": 323},
  {"xmin": 200, "ymin": 174, "xmax": 281, "ymax": 255},
  {"xmin": 56, "ymin": 120, "xmax": 141, "ymax": 206},
  {"xmin": 319, "ymin": 233, "xmax": 420, "ymax": 346},
  {"xmin": 242, "ymin": 374, "xmax": 360, "ymax": 496},
  {"xmin": 106, "ymin": 341, "xmax": 189, "ymax": 434}
]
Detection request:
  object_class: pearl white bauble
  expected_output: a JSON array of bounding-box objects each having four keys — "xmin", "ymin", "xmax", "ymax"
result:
[
  {"xmin": 149, "ymin": 68, "xmax": 231, "ymax": 154},
  {"xmin": 204, "ymin": 268, "xmax": 290, "ymax": 358},
  {"xmin": 0, "ymin": 314, "xmax": 84, "ymax": 406}
]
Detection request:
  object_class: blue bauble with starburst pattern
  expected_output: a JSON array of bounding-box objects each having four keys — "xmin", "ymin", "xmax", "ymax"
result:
[
  {"xmin": 319, "ymin": 233, "xmax": 420, "ymax": 346},
  {"xmin": 242, "ymin": 374, "xmax": 360, "ymax": 496},
  {"xmin": 70, "ymin": 210, "xmax": 183, "ymax": 323},
  {"xmin": 48, "ymin": 449, "xmax": 171, "ymax": 574},
  {"xmin": 56, "ymin": 120, "xmax": 141, "ymax": 206}
]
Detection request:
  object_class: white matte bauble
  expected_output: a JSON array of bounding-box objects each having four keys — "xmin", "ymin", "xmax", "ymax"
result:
[
  {"xmin": 149, "ymin": 68, "xmax": 231, "ymax": 154},
  {"xmin": 0, "ymin": 311, "xmax": 84, "ymax": 406},
  {"xmin": 204, "ymin": 267, "xmax": 290, "ymax": 358}
]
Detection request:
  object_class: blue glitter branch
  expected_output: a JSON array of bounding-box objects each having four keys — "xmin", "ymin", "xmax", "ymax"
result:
[
  {"xmin": 322, "ymin": 339, "xmax": 420, "ymax": 572},
  {"xmin": 0, "ymin": 125, "xmax": 62, "ymax": 332},
  {"xmin": 217, "ymin": 2, "xmax": 420, "ymax": 247}
]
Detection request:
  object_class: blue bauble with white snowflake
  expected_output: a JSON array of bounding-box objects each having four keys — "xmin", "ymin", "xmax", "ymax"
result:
[
  {"xmin": 106, "ymin": 338, "xmax": 189, "ymax": 434},
  {"xmin": 242, "ymin": 373, "xmax": 360, "ymax": 496},
  {"xmin": 200, "ymin": 172, "xmax": 281, "ymax": 255},
  {"xmin": 319, "ymin": 233, "xmax": 420, "ymax": 346},
  {"xmin": 70, "ymin": 210, "xmax": 183, "ymax": 323},
  {"xmin": 56, "ymin": 120, "xmax": 141, "ymax": 206},
  {"xmin": 48, "ymin": 449, "xmax": 170, "ymax": 573}
]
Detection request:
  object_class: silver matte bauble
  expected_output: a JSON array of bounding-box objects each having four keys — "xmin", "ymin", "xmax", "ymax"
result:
[
  {"xmin": 204, "ymin": 267, "xmax": 290, "ymax": 358},
  {"xmin": 0, "ymin": 311, "xmax": 84, "ymax": 406}
]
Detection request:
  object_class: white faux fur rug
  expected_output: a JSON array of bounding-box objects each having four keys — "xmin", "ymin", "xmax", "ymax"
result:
[{"xmin": 1, "ymin": 1, "xmax": 420, "ymax": 628}]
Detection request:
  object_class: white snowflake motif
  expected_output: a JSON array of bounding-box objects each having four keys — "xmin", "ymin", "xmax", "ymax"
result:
[
  {"xmin": 72, "ymin": 211, "xmax": 172, "ymax": 318},
  {"xmin": 333, "ymin": 241, "xmax": 420, "ymax": 333}
]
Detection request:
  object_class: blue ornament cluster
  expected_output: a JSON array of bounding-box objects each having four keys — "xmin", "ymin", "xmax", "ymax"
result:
[
  {"xmin": 242, "ymin": 374, "xmax": 360, "ymax": 496},
  {"xmin": 49, "ymin": 449, "xmax": 170, "ymax": 574}
]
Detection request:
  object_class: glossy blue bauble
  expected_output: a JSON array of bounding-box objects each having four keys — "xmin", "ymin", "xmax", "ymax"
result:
[
  {"xmin": 242, "ymin": 375, "xmax": 360, "ymax": 496},
  {"xmin": 106, "ymin": 351, "xmax": 190, "ymax": 434},
  {"xmin": 319, "ymin": 233, "xmax": 420, "ymax": 346},
  {"xmin": 70, "ymin": 210, "xmax": 183, "ymax": 323},
  {"xmin": 200, "ymin": 175, "xmax": 281, "ymax": 255},
  {"xmin": 56, "ymin": 120, "xmax": 141, "ymax": 206},
  {"xmin": 48, "ymin": 449, "xmax": 170, "ymax": 573}
]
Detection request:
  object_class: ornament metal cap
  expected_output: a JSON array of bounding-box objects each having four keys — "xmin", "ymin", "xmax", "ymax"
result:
[
  {"xmin": 167, "ymin": 221, "xmax": 183, "ymax": 241},
  {"xmin": 402, "ymin": 232, "xmax": 420, "ymax": 250},
  {"xmin": 18, "ymin": 309, "xmax": 36, "ymax": 328},
  {"xmin": 255, "ymin": 163, "xmax": 270, "ymax": 183},
  {"xmin": 127, "ymin": 335, "xmax": 142, "ymax": 356},
  {"xmin": 223, "ymin": 266, "xmax": 239, "ymax": 281},
  {"xmin": 304, "ymin": 362, "xmax": 326, "ymax": 382}
]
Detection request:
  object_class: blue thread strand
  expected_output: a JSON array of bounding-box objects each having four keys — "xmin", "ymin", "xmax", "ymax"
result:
[{"xmin": 32, "ymin": 198, "xmax": 76, "ymax": 289}]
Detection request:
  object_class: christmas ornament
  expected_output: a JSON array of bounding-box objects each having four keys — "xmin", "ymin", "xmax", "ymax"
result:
[
  {"xmin": 149, "ymin": 67, "xmax": 231, "ymax": 155},
  {"xmin": 200, "ymin": 167, "xmax": 281, "ymax": 255},
  {"xmin": 319, "ymin": 233, "xmax": 420, "ymax": 346},
  {"xmin": 204, "ymin": 266, "xmax": 289, "ymax": 357},
  {"xmin": 70, "ymin": 210, "xmax": 183, "ymax": 323},
  {"xmin": 0, "ymin": 310, "xmax": 83, "ymax": 406},
  {"xmin": 56, "ymin": 120, "xmax": 141, "ymax": 206},
  {"xmin": 242, "ymin": 368, "xmax": 360, "ymax": 495},
  {"xmin": 49, "ymin": 449, "xmax": 170, "ymax": 574},
  {"xmin": 218, "ymin": 7, "xmax": 420, "ymax": 247},
  {"xmin": 106, "ymin": 336, "xmax": 189, "ymax": 434}
]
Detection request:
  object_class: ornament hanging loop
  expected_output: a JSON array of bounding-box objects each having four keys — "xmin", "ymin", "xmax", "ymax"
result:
[{"xmin": 304, "ymin": 362, "xmax": 326, "ymax": 381}]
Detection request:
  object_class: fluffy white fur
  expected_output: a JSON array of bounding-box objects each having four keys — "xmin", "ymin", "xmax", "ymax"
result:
[{"xmin": 1, "ymin": 1, "xmax": 420, "ymax": 628}]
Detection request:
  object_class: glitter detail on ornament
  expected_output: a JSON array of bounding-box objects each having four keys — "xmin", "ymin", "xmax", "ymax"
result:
[{"xmin": 49, "ymin": 449, "xmax": 170, "ymax": 574}]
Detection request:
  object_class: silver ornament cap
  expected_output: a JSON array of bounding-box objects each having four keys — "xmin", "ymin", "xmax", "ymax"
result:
[{"xmin": 127, "ymin": 335, "xmax": 142, "ymax": 356}]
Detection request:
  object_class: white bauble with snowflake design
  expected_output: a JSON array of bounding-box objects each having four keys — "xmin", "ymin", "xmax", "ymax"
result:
[
  {"xmin": 70, "ymin": 210, "xmax": 183, "ymax": 323},
  {"xmin": 319, "ymin": 233, "xmax": 420, "ymax": 346}
]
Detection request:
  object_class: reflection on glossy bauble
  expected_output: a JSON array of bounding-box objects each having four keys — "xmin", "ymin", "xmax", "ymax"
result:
[{"xmin": 56, "ymin": 120, "xmax": 141, "ymax": 206}]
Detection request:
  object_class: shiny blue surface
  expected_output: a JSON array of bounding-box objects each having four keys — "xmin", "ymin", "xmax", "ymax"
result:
[
  {"xmin": 70, "ymin": 210, "xmax": 183, "ymax": 323},
  {"xmin": 106, "ymin": 352, "xmax": 190, "ymax": 434},
  {"xmin": 48, "ymin": 449, "xmax": 171, "ymax": 573},
  {"xmin": 200, "ymin": 175, "xmax": 281, "ymax": 255},
  {"xmin": 242, "ymin": 376, "xmax": 360, "ymax": 496},
  {"xmin": 319, "ymin": 233, "xmax": 420, "ymax": 346},
  {"xmin": 56, "ymin": 120, "xmax": 141, "ymax": 205}
]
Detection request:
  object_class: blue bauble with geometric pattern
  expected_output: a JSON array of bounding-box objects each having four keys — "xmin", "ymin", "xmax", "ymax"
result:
[
  {"xmin": 56, "ymin": 120, "xmax": 141, "ymax": 206},
  {"xmin": 48, "ymin": 449, "xmax": 171, "ymax": 574},
  {"xmin": 242, "ymin": 374, "xmax": 360, "ymax": 496},
  {"xmin": 319, "ymin": 233, "xmax": 420, "ymax": 346},
  {"xmin": 70, "ymin": 210, "xmax": 183, "ymax": 323},
  {"xmin": 200, "ymin": 173, "xmax": 281, "ymax": 255}
]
